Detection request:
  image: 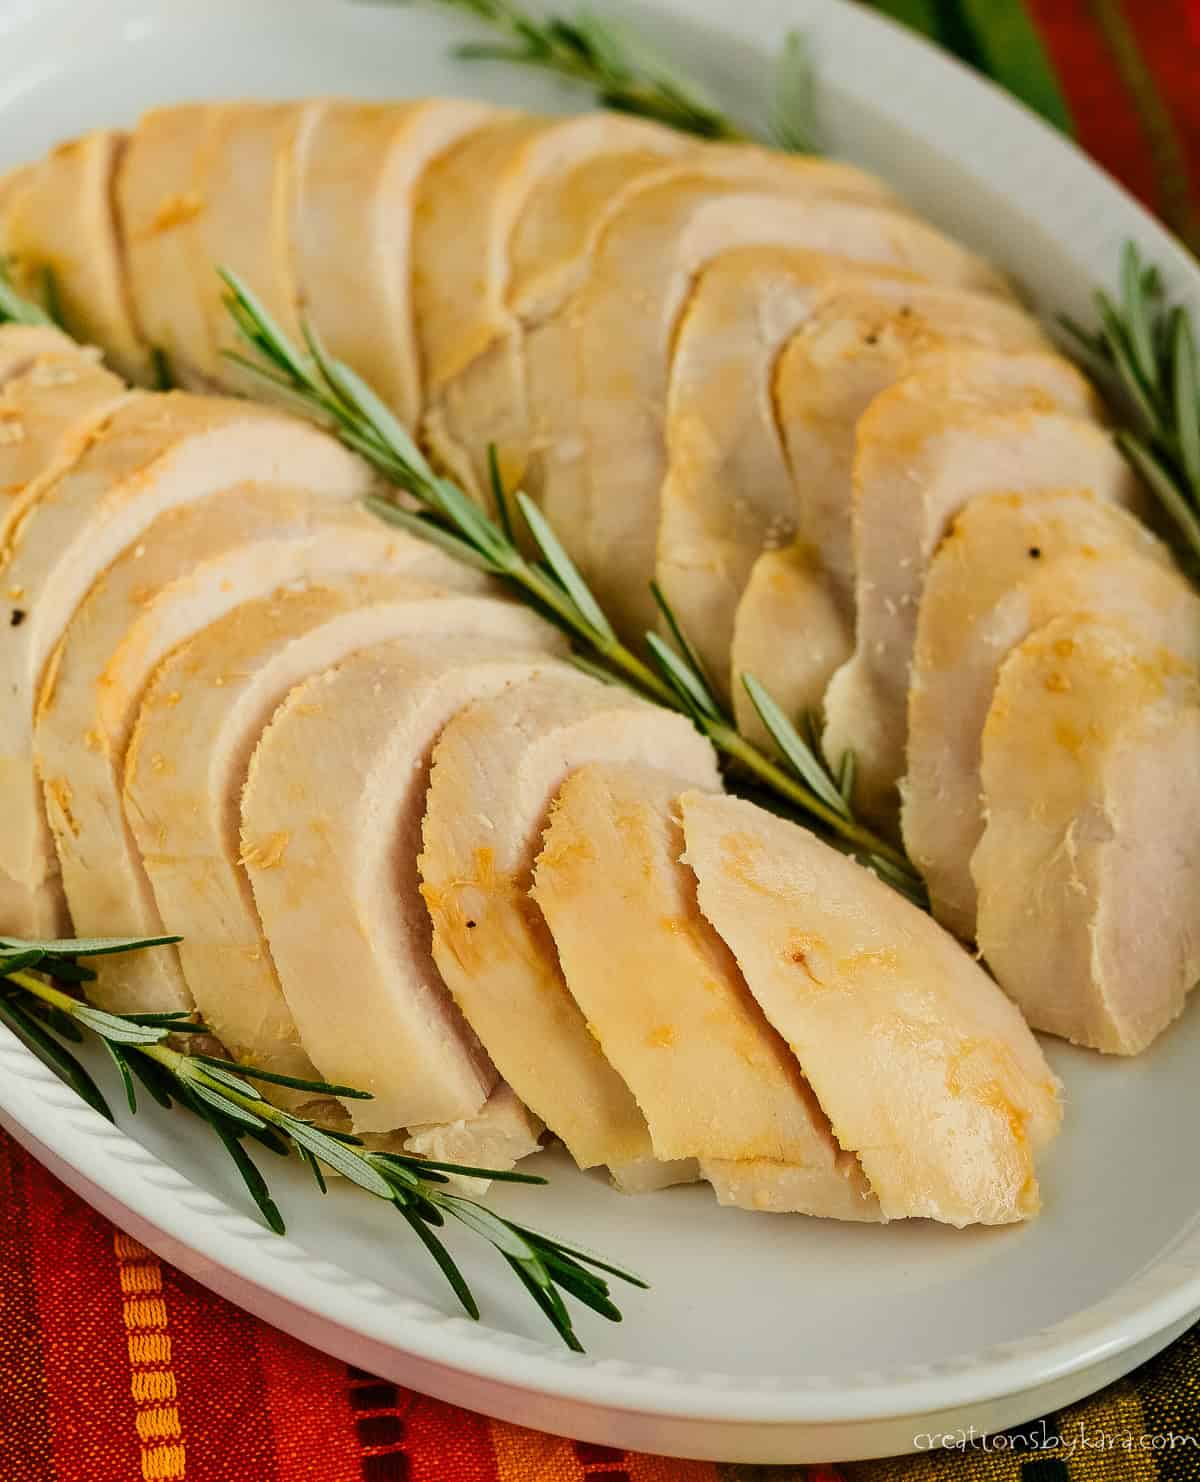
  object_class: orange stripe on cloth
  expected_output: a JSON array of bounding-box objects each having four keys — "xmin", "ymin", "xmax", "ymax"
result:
[
  {"xmin": 113, "ymin": 1231, "xmax": 186, "ymax": 1481},
  {"xmin": 24, "ymin": 1150, "xmax": 144, "ymax": 1481},
  {"xmin": 155, "ymin": 1257, "xmax": 280, "ymax": 1482},
  {"xmin": 254, "ymin": 1327, "xmax": 365, "ymax": 1482},
  {"xmin": 627, "ymin": 1450, "xmax": 719, "ymax": 1479},
  {"xmin": 0, "ymin": 1136, "xmax": 55, "ymax": 1482},
  {"xmin": 490, "ymin": 1417, "xmax": 591, "ymax": 1480}
]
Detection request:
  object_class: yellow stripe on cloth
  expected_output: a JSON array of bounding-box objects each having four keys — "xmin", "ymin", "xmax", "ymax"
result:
[{"xmin": 113, "ymin": 1230, "xmax": 186, "ymax": 1482}]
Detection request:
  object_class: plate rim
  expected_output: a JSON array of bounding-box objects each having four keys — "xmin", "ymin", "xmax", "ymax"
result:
[{"xmin": 1, "ymin": 0, "xmax": 1199, "ymax": 1446}]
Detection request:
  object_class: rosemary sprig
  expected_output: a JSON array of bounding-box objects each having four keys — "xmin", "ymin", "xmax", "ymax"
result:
[
  {"xmin": 0, "ymin": 936, "xmax": 644, "ymax": 1350},
  {"xmin": 219, "ymin": 269, "xmax": 918, "ymax": 889},
  {"xmin": 1061, "ymin": 242, "xmax": 1200, "ymax": 571},
  {"xmin": 402, "ymin": 0, "xmax": 816, "ymax": 152},
  {"xmin": 0, "ymin": 258, "xmax": 57, "ymax": 328}
]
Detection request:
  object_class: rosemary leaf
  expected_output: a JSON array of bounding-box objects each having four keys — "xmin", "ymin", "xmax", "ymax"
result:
[
  {"xmin": 1120, "ymin": 240, "xmax": 1159, "ymax": 395},
  {"xmin": 99, "ymin": 1038, "xmax": 139, "ymax": 1115},
  {"xmin": 0, "ymin": 260, "xmax": 56, "ymax": 327},
  {"xmin": 190, "ymin": 1059, "xmax": 265, "ymax": 1100},
  {"xmin": 71, "ymin": 1004, "xmax": 170, "ymax": 1046},
  {"xmin": 769, "ymin": 31, "xmax": 819, "ymax": 154},
  {"xmin": 509, "ymin": 1224, "xmax": 649, "ymax": 1290},
  {"xmin": 0, "ymin": 933, "xmax": 181, "ymax": 959},
  {"xmin": 394, "ymin": 1201, "xmax": 481, "ymax": 1320},
  {"xmin": 740, "ymin": 673, "xmax": 849, "ymax": 819},
  {"xmin": 272, "ymin": 1114, "xmax": 396, "ymax": 1197},
  {"xmin": 645, "ymin": 633, "xmax": 722, "ymax": 723},
  {"xmin": 185, "ymin": 1079, "xmax": 268, "ymax": 1130},
  {"xmin": 1173, "ymin": 311, "xmax": 1200, "ymax": 493},
  {"xmin": 365, "ymin": 495, "xmax": 503, "ymax": 573},
  {"xmin": 193, "ymin": 1054, "xmax": 373, "ymax": 1100},
  {"xmin": 211, "ymin": 1118, "xmax": 286, "ymax": 1234},
  {"xmin": 516, "ymin": 491, "xmax": 615, "ymax": 640},
  {"xmin": 1117, "ymin": 431, "xmax": 1200, "ymax": 566},
  {"xmin": 650, "ymin": 580, "xmax": 717, "ymax": 702},
  {"xmin": 0, "ymin": 949, "xmax": 48, "ymax": 976},
  {"xmin": 0, "ymin": 992, "xmax": 114, "ymax": 1122},
  {"xmin": 502, "ymin": 1253, "xmax": 583, "ymax": 1351},
  {"xmin": 297, "ymin": 1144, "xmax": 329, "ymax": 1193},
  {"xmin": 125, "ymin": 1048, "xmax": 178, "ymax": 1110},
  {"xmin": 436, "ymin": 1193, "xmax": 541, "ymax": 1262},
  {"xmin": 15, "ymin": 989, "xmax": 85, "ymax": 1043}
]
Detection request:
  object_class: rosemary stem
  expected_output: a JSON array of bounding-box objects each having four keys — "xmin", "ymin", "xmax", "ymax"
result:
[
  {"xmin": 709, "ymin": 724, "xmax": 913, "ymax": 872},
  {"xmin": 9, "ymin": 969, "xmax": 84, "ymax": 1015}
]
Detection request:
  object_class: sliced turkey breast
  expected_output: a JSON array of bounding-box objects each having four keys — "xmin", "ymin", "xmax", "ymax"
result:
[
  {"xmin": 415, "ymin": 111, "xmax": 689, "ymax": 501},
  {"xmin": 0, "ymin": 323, "xmax": 82, "ymax": 384},
  {"xmin": 420, "ymin": 671, "xmax": 717, "ymax": 1188},
  {"xmin": 292, "ymin": 98, "xmax": 496, "ymax": 428},
  {"xmin": 679, "ymin": 791, "xmax": 1063, "ymax": 1225},
  {"xmin": 4, "ymin": 131, "xmax": 151, "ymax": 382},
  {"xmin": 655, "ymin": 248, "xmax": 909, "ymax": 694},
  {"xmin": 730, "ymin": 540, "xmax": 851, "ymax": 750},
  {"xmin": 904, "ymin": 491, "xmax": 1187, "ymax": 938},
  {"xmin": 0, "ymin": 344, "xmax": 131, "ymax": 551},
  {"xmin": 183, "ymin": 102, "xmax": 320, "ymax": 392},
  {"xmin": 511, "ymin": 154, "xmax": 898, "ymax": 515},
  {"xmin": 125, "ymin": 575, "xmax": 509, "ymax": 1108},
  {"xmin": 242, "ymin": 628, "xmax": 565, "ymax": 1136},
  {"xmin": 117, "ymin": 105, "xmax": 216, "ymax": 390},
  {"xmin": 729, "ymin": 282, "xmax": 1050, "ymax": 742},
  {"xmin": 37, "ymin": 491, "xmax": 397, "ymax": 1011},
  {"xmin": 533, "ymin": 761, "xmax": 880, "ymax": 1219},
  {"xmin": 538, "ymin": 175, "xmax": 1015, "ymax": 639},
  {"xmin": 404, "ymin": 1082, "xmax": 542, "ymax": 1180},
  {"xmin": 821, "ymin": 357, "xmax": 1113, "ymax": 828},
  {"xmin": 975, "ymin": 618, "xmax": 1200, "ymax": 1055},
  {"xmin": 0, "ymin": 393, "xmax": 370, "ymax": 935}
]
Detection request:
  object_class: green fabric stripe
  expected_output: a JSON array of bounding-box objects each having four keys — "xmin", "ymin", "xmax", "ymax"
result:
[
  {"xmin": 861, "ymin": 0, "xmax": 941, "ymax": 36},
  {"xmin": 950, "ymin": 0, "xmax": 1075, "ymax": 133},
  {"xmin": 871, "ymin": 0, "xmax": 1076, "ymax": 137},
  {"xmin": 929, "ymin": 0, "xmax": 988, "ymax": 73}
]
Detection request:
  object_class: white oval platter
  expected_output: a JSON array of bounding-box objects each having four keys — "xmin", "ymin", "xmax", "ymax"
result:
[{"xmin": 1, "ymin": 0, "xmax": 1199, "ymax": 1464}]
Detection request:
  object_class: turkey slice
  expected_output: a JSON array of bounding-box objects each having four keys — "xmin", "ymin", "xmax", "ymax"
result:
[
  {"xmin": 821, "ymin": 354, "xmax": 1111, "ymax": 828},
  {"xmin": 4, "ymin": 130, "xmax": 151, "ymax": 382},
  {"xmin": 0, "ymin": 323, "xmax": 82, "ymax": 385},
  {"xmin": 37, "ymin": 491, "xmax": 398, "ymax": 1010},
  {"xmin": 0, "ymin": 344, "xmax": 131, "ymax": 554},
  {"xmin": 729, "ymin": 282, "xmax": 1050, "ymax": 742},
  {"xmin": 293, "ymin": 98, "xmax": 496, "ymax": 429},
  {"xmin": 494, "ymin": 151, "xmax": 894, "ymax": 503},
  {"xmin": 117, "ymin": 105, "xmax": 216, "ymax": 390},
  {"xmin": 533, "ymin": 761, "xmax": 880, "ymax": 1220},
  {"xmin": 975, "ymin": 618, "xmax": 1200, "ymax": 1055},
  {"xmin": 414, "ymin": 111, "xmax": 689, "ymax": 501},
  {"xmin": 655, "ymin": 248, "xmax": 911, "ymax": 694},
  {"xmin": 539, "ymin": 174, "xmax": 1016, "ymax": 639},
  {"xmin": 905, "ymin": 491, "xmax": 1187, "ymax": 937},
  {"xmin": 420, "ymin": 671, "xmax": 716, "ymax": 1188},
  {"xmin": 126, "ymin": 575, "xmax": 518, "ymax": 1109},
  {"xmin": 679, "ymin": 791, "xmax": 1063, "ymax": 1225},
  {"xmin": 242, "ymin": 629, "xmax": 565, "ymax": 1135},
  {"xmin": 0, "ymin": 393, "xmax": 370, "ymax": 935},
  {"xmin": 183, "ymin": 101, "xmax": 321, "ymax": 392}
]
